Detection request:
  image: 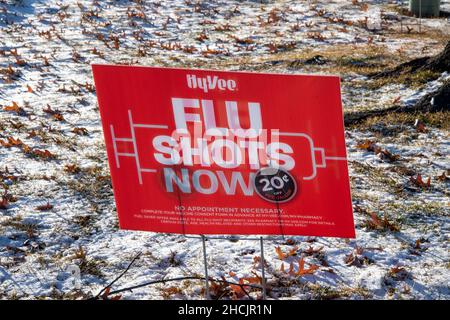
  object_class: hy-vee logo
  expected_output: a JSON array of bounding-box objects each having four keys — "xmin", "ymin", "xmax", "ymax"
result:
[{"xmin": 187, "ymin": 74, "xmax": 237, "ymax": 93}]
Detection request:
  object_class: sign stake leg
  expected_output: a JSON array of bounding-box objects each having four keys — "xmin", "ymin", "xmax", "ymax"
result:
[
  {"xmin": 201, "ymin": 235, "xmax": 211, "ymax": 300},
  {"xmin": 260, "ymin": 237, "xmax": 267, "ymax": 300}
]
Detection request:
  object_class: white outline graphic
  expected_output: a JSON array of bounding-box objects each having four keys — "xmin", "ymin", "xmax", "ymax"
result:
[
  {"xmin": 273, "ymin": 131, "xmax": 347, "ymax": 180},
  {"xmin": 110, "ymin": 109, "xmax": 165, "ymax": 184}
]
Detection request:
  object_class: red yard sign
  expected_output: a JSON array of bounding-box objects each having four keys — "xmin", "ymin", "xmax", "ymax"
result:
[{"xmin": 92, "ymin": 65, "xmax": 355, "ymax": 238}]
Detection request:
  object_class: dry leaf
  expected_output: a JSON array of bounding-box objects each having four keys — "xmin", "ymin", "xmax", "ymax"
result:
[
  {"xmin": 357, "ymin": 140, "xmax": 399, "ymax": 162},
  {"xmin": 357, "ymin": 139, "xmax": 380, "ymax": 152},
  {"xmin": 288, "ymin": 246, "xmax": 299, "ymax": 256},
  {"xmin": 275, "ymin": 245, "xmax": 299, "ymax": 260},
  {"xmin": 436, "ymin": 172, "xmax": 449, "ymax": 182},
  {"xmin": 410, "ymin": 174, "xmax": 431, "ymax": 189},
  {"xmin": 295, "ymin": 257, "xmax": 320, "ymax": 276},
  {"xmin": 209, "ymin": 276, "xmax": 230, "ymax": 299},
  {"xmin": 285, "ymin": 238, "xmax": 297, "ymax": 246},
  {"xmin": 365, "ymin": 212, "xmax": 400, "ymax": 232},
  {"xmin": 378, "ymin": 149, "xmax": 400, "ymax": 162},
  {"xmin": 101, "ymin": 287, "xmax": 111, "ymax": 299},
  {"xmin": 24, "ymin": 147, "xmax": 57, "ymax": 160},
  {"xmin": 414, "ymin": 119, "xmax": 427, "ymax": 133},
  {"xmin": 303, "ymin": 246, "xmax": 323, "ymax": 256},
  {"xmin": 64, "ymin": 164, "xmax": 81, "ymax": 174},
  {"xmin": 43, "ymin": 105, "xmax": 64, "ymax": 121},
  {"xmin": 0, "ymin": 136, "xmax": 23, "ymax": 148},
  {"xmin": 0, "ymin": 195, "xmax": 8, "ymax": 210},
  {"xmin": 99, "ymin": 287, "xmax": 121, "ymax": 300},
  {"xmin": 72, "ymin": 127, "xmax": 89, "ymax": 136},
  {"xmin": 36, "ymin": 201, "xmax": 53, "ymax": 211},
  {"xmin": 229, "ymin": 283, "xmax": 246, "ymax": 299},
  {"xmin": 275, "ymin": 246, "xmax": 286, "ymax": 260}
]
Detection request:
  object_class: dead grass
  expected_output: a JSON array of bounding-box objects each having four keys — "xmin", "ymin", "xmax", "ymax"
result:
[
  {"xmin": 381, "ymin": 201, "xmax": 449, "ymax": 217},
  {"xmin": 71, "ymin": 246, "xmax": 105, "ymax": 278},
  {"xmin": 350, "ymin": 161, "xmax": 405, "ymax": 196},
  {"xmin": 306, "ymin": 283, "xmax": 372, "ymax": 300},
  {"xmin": 366, "ymin": 69, "xmax": 441, "ymax": 90},
  {"xmin": 2, "ymin": 216, "xmax": 38, "ymax": 238}
]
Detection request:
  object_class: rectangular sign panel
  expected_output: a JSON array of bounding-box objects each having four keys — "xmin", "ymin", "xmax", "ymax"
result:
[{"xmin": 92, "ymin": 65, "xmax": 355, "ymax": 237}]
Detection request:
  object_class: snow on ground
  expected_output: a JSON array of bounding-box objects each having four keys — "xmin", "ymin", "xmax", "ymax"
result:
[{"xmin": 0, "ymin": 0, "xmax": 449, "ymax": 299}]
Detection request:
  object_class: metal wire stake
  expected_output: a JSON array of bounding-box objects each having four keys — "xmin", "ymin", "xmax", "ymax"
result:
[
  {"xmin": 260, "ymin": 237, "xmax": 267, "ymax": 300},
  {"xmin": 201, "ymin": 235, "xmax": 210, "ymax": 300}
]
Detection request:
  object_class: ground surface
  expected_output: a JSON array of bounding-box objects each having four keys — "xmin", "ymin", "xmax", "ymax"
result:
[{"xmin": 0, "ymin": 0, "xmax": 449, "ymax": 300}]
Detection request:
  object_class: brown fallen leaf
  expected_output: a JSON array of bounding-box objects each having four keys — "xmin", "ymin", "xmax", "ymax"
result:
[
  {"xmin": 357, "ymin": 140, "xmax": 399, "ymax": 162},
  {"xmin": 390, "ymin": 266, "xmax": 406, "ymax": 274},
  {"xmin": 414, "ymin": 119, "xmax": 427, "ymax": 133},
  {"xmin": 365, "ymin": 212, "xmax": 400, "ymax": 232},
  {"xmin": 377, "ymin": 149, "xmax": 400, "ymax": 162},
  {"xmin": 43, "ymin": 104, "xmax": 64, "ymax": 121},
  {"xmin": 303, "ymin": 246, "xmax": 324, "ymax": 256},
  {"xmin": 229, "ymin": 283, "xmax": 246, "ymax": 299},
  {"xmin": 36, "ymin": 201, "xmax": 53, "ymax": 211},
  {"xmin": 288, "ymin": 246, "xmax": 299, "ymax": 257},
  {"xmin": 275, "ymin": 246, "xmax": 286, "ymax": 260},
  {"xmin": 410, "ymin": 174, "xmax": 431, "ymax": 189},
  {"xmin": 344, "ymin": 252, "xmax": 363, "ymax": 267},
  {"xmin": 23, "ymin": 146, "xmax": 57, "ymax": 160},
  {"xmin": 3, "ymin": 102, "xmax": 27, "ymax": 116},
  {"xmin": 275, "ymin": 246, "xmax": 298, "ymax": 260},
  {"xmin": 0, "ymin": 195, "xmax": 8, "ymax": 210},
  {"xmin": 392, "ymin": 96, "xmax": 401, "ymax": 104},
  {"xmin": 389, "ymin": 266, "xmax": 411, "ymax": 281},
  {"xmin": 64, "ymin": 164, "xmax": 81, "ymax": 174},
  {"xmin": 72, "ymin": 127, "xmax": 89, "ymax": 136},
  {"xmin": 240, "ymin": 271, "xmax": 262, "ymax": 285},
  {"xmin": 0, "ymin": 136, "xmax": 23, "ymax": 148},
  {"xmin": 281, "ymin": 257, "xmax": 319, "ymax": 277},
  {"xmin": 436, "ymin": 172, "xmax": 449, "ymax": 182},
  {"xmin": 209, "ymin": 277, "xmax": 230, "ymax": 299},
  {"xmin": 295, "ymin": 257, "xmax": 320, "ymax": 276},
  {"xmin": 284, "ymin": 238, "xmax": 297, "ymax": 246},
  {"xmin": 357, "ymin": 140, "xmax": 381, "ymax": 153},
  {"xmin": 100, "ymin": 287, "xmax": 121, "ymax": 300},
  {"xmin": 161, "ymin": 286, "xmax": 182, "ymax": 298}
]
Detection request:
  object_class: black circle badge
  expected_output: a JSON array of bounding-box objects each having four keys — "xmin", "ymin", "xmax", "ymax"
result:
[{"xmin": 253, "ymin": 167, "xmax": 297, "ymax": 203}]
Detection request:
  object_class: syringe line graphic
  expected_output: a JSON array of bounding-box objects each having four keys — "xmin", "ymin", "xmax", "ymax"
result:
[{"xmin": 109, "ymin": 110, "xmax": 347, "ymax": 185}]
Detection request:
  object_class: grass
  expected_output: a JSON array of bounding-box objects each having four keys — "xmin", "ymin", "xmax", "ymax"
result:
[
  {"xmin": 305, "ymin": 283, "xmax": 372, "ymax": 300},
  {"xmin": 366, "ymin": 69, "xmax": 441, "ymax": 90},
  {"xmin": 71, "ymin": 246, "xmax": 105, "ymax": 278},
  {"xmin": 63, "ymin": 165, "xmax": 112, "ymax": 216},
  {"xmin": 348, "ymin": 111, "xmax": 450, "ymax": 131},
  {"xmin": 73, "ymin": 215, "xmax": 93, "ymax": 228},
  {"xmin": 350, "ymin": 161, "xmax": 405, "ymax": 196},
  {"xmin": 1, "ymin": 215, "xmax": 39, "ymax": 238},
  {"xmin": 175, "ymin": 43, "xmax": 401, "ymax": 75}
]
